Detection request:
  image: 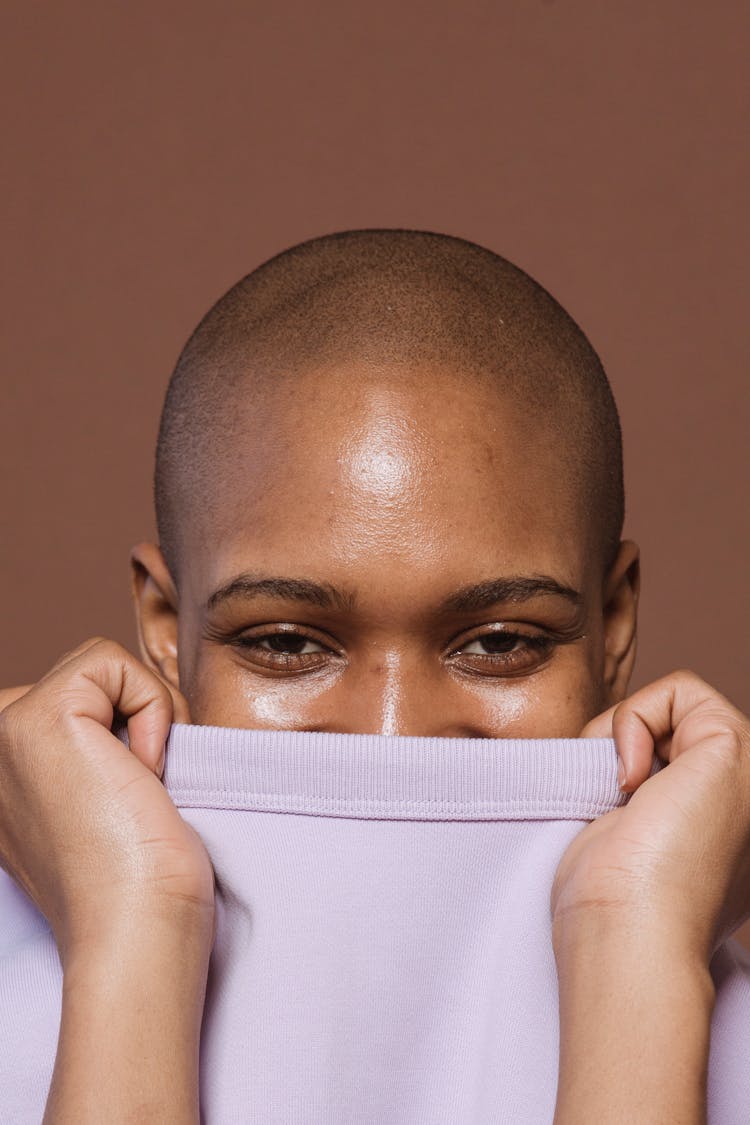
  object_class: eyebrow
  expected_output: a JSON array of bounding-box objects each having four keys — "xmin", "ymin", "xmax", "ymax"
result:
[
  {"xmin": 440, "ymin": 576, "xmax": 583, "ymax": 613},
  {"xmin": 206, "ymin": 574, "xmax": 354, "ymax": 613},
  {"xmin": 206, "ymin": 572, "xmax": 582, "ymax": 614}
]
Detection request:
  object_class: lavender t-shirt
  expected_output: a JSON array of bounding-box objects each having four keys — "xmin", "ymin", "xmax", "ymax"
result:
[{"xmin": 1, "ymin": 726, "xmax": 749, "ymax": 1122}]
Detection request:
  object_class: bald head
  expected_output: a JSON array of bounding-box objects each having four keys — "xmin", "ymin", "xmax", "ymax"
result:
[{"xmin": 155, "ymin": 229, "xmax": 624, "ymax": 581}]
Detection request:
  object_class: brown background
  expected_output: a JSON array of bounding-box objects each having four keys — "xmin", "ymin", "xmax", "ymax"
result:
[{"xmin": 1, "ymin": 1, "xmax": 748, "ymax": 711}]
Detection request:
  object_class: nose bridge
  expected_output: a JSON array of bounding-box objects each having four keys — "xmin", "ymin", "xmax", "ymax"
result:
[
  {"xmin": 377, "ymin": 651, "xmax": 402, "ymax": 736},
  {"xmin": 331, "ymin": 648, "xmax": 404, "ymax": 736},
  {"xmin": 334, "ymin": 648, "xmax": 485, "ymax": 739}
]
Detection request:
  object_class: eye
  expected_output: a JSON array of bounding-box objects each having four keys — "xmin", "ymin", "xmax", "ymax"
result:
[
  {"xmin": 231, "ymin": 627, "xmax": 336, "ymax": 673},
  {"xmin": 257, "ymin": 634, "xmax": 327, "ymax": 656},
  {"xmin": 448, "ymin": 627, "xmax": 556, "ymax": 677},
  {"xmin": 461, "ymin": 634, "xmax": 527, "ymax": 655}
]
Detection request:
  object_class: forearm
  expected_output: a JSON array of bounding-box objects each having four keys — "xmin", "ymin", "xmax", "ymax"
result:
[
  {"xmin": 553, "ymin": 909, "xmax": 716, "ymax": 1125},
  {"xmin": 44, "ymin": 901, "xmax": 213, "ymax": 1124}
]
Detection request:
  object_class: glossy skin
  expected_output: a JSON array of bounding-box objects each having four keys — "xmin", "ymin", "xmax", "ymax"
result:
[
  {"xmin": 3, "ymin": 359, "xmax": 750, "ymax": 1122},
  {"xmin": 132, "ymin": 363, "xmax": 640, "ymax": 735}
]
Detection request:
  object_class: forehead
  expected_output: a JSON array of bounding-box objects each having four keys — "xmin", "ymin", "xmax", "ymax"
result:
[{"xmin": 186, "ymin": 362, "xmax": 593, "ymax": 596}]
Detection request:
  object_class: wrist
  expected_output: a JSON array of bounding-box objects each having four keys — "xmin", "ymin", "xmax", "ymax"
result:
[
  {"xmin": 552, "ymin": 893, "xmax": 712, "ymax": 971},
  {"xmin": 60, "ymin": 891, "xmax": 215, "ymax": 976},
  {"xmin": 553, "ymin": 903, "xmax": 716, "ymax": 1003},
  {"xmin": 553, "ymin": 906, "xmax": 715, "ymax": 1125},
  {"xmin": 47, "ymin": 910, "xmax": 210, "ymax": 1124}
]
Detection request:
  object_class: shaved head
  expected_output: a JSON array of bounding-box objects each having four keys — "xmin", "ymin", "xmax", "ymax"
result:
[{"xmin": 155, "ymin": 229, "xmax": 624, "ymax": 581}]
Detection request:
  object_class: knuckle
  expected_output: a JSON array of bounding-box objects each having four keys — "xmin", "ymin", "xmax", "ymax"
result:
[
  {"xmin": 80, "ymin": 638, "xmax": 133, "ymax": 669},
  {"xmin": 672, "ymin": 668, "xmax": 703, "ymax": 685},
  {"xmin": 50, "ymin": 636, "xmax": 113, "ymax": 674},
  {"xmin": 86, "ymin": 636, "xmax": 118, "ymax": 655},
  {"xmin": 157, "ymin": 678, "xmax": 174, "ymax": 704},
  {"xmin": 68, "ymin": 635, "xmax": 108, "ymax": 657},
  {"xmin": 723, "ymin": 718, "xmax": 749, "ymax": 756},
  {"xmin": 0, "ymin": 701, "xmax": 25, "ymax": 752},
  {"xmin": 706, "ymin": 718, "xmax": 748, "ymax": 769},
  {"xmin": 76, "ymin": 637, "xmax": 126, "ymax": 660}
]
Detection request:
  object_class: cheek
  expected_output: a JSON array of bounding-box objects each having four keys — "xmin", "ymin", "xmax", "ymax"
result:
[
  {"xmin": 177, "ymin": 633, "xmax": 608, "ymax": 736},
  {"xmin": 182, "ymin": 647, "xmax": 336, "ymax": 729},
  {"xmin": 463, "ymin": 652, "xmax": 605, "ymax": 738}
]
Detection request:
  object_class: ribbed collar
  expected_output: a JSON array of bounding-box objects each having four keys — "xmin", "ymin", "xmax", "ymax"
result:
[{"xmin": 154, "ymin": 725, "xmax": 660, "ymax": 821}]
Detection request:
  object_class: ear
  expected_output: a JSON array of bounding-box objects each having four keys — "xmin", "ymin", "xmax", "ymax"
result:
[
  {"xmin": 130, "ymin": 543, "xmax": 189, "ymax": 720},
  {"xmin": 601, "ymin": 539, "xmax": 640, "ymax": 705}
]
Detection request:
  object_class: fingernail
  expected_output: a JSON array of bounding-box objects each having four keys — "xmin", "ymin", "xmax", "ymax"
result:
[{"xmin": 617, "ymin": 757, "xmax": 627, "ymax": 789}]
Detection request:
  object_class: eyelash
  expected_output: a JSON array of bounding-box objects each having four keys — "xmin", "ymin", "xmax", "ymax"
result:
[
  {"xmin": 230, "ymin": 625, "xmax": 559, "ymax": 677},
  {"xmin": 233, "ymin": 629, "xmax": 333, "ymax": 671},
  {"xmin": 451, "ymin": 631, "xmax": 555, "ymax": 676}
]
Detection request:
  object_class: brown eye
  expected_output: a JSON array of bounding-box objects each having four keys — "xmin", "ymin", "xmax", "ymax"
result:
[
  {"xmin": 462, "ymin": 634, "xmax": 524, "ymax": 655},
  {"xmin": 259, "ymin": 634, "xmax": 326, "ymax": 655},
  {"xmin": 450, "ymin": 629, "xmax": 556, "ymax": 677},
  {"xmin": 230, "ymin": 627, "xmax": 335, "ymax": 674}
]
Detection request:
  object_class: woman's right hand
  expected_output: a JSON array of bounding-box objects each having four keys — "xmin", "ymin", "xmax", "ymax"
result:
[
  {"xmin": 0, "ymin": 637, "xmax": 213, "ymax": 965},
  {"xmin": 0, "ymin": 639, "xmax": 215, "ymax": 1120}
]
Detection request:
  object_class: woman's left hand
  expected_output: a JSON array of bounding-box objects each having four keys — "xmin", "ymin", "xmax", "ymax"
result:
[
  {"xmin": 550, "ymin": 670, "xmax": 750, "ymax": 1121},
  {"xmin": 552, "ymin": 670, "xmax": 750, "ymax": 963}
]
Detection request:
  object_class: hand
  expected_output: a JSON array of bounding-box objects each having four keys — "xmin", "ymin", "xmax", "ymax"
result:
[
  {"xmin": 552, "ymin": 670, "xmax": 750, "ymax": 963},
  {"xmin": 0, "ymin": 637, "xmax": 212, "ymax": 965},
  {"xmin": 0, "ymin": 684, "xmax": 33, "ymax": 711}
]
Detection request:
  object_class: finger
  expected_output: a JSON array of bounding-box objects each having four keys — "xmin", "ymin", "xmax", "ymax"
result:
[
  {"xmin": 36, "ymin": 636, "xmax": 117, "ymax": 687},
  {"xmin": 579, "ymin": 703, "xmax": 617, "ymax": 740},
  {"xmin": 0, "ymin": 685, "xmax": 33, "ymax": 713},
  {"xmin": 583, "ymin": 671, "xmax": 734, "ymax": 793},
  {"xmin": 142, "ymin": 667, "xmax": 191, "ymax": 726},
  {"xmin": 170, "ymin": 686, "xmax": 191, "ymax": 725},
  {"xmin": 579, "ymin": 702, "xmax": 640, "ymax": 791},
  {"xmin": 581, "ymin": 698, "xmax": 662, "ymax": 793},
  {"xmin": 57, "ymin": 641, "xmax": 174, "ymax": 775},
  {"xmin": 624, "ymin": 674, "xmax": 749, "ymax": 777},
  {"xmin": 610, "ymin": 705, "xmax": 662, "ymax": 792}
]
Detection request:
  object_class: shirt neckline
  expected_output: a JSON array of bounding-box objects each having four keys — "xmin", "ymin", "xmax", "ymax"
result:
[{"xmin": 156, "ymin": 724, "xmax": 643, "ymax": 821}]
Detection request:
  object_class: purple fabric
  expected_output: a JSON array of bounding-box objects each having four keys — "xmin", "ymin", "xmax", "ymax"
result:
[{"xmin": 1, "ymin": 725, "xmax": 749, "ymax": 1122}]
